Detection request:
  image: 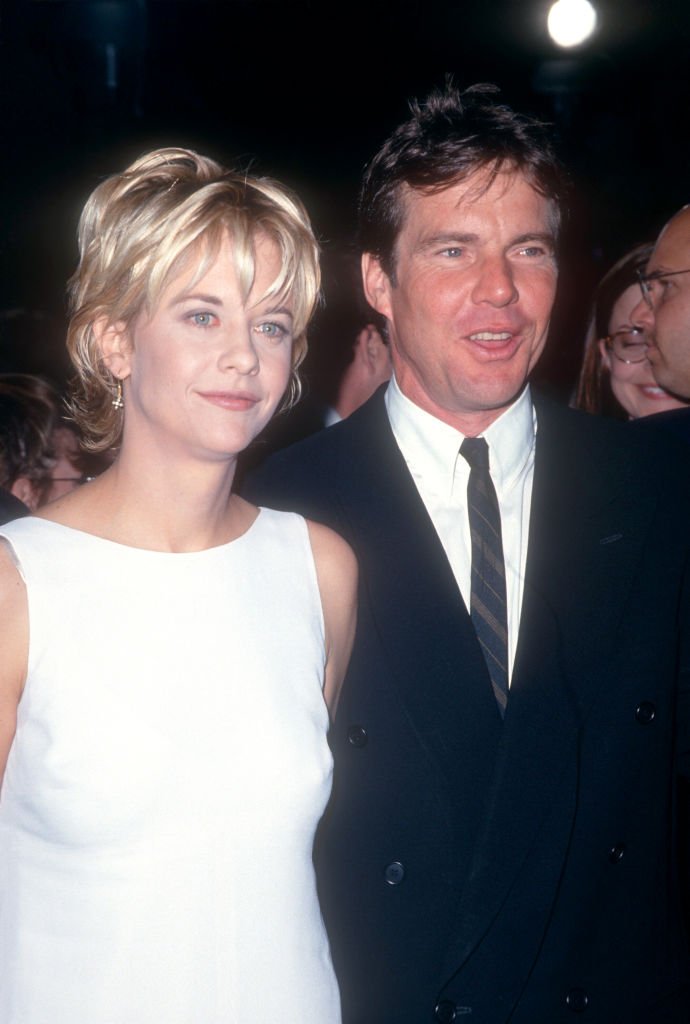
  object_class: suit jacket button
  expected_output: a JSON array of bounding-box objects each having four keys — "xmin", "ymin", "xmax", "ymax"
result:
[
  {"xmin": 434, "ymin": 1000, "xmax": 457, "ymax": 1022},
  {"xmin": 384, "ymin": 861, "xmax": 405, "ymax": 885},
  {"xmin": 347, "ymin": 724, "xmax": 368, "ymax": 747},
  {"xmin": 566, "ymin": 988, "xmax": 589, "ymax": 1012},
  {"xmin": 609, "ymin": 843, "xmax": 626, "ymax": 863},
  {"xmin": 635, "ymin": 701, "xmax": 656, "ymax": 724}
]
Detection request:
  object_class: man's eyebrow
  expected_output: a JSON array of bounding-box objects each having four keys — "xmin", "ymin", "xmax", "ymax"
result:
[
  {"xmin": 415, "ymin": 231, "xmax": 557, "ymax": 253},
  {"xmin": 510, "ymin": 232, "xmax": 556, "ymax": 249},
  {"xmin": 416, "ymin": 232, "xmax": 479, "ymax": 251}
]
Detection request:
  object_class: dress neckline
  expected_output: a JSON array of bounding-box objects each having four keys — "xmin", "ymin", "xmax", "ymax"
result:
[{"xmin": 18, "ymin": 508, "xmax": 265, "ymax": 559}]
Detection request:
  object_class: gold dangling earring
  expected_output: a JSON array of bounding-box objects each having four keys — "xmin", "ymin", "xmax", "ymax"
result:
[{"xmin": 112, "ymin": 378, "xmax": 124, "ymax": 410}]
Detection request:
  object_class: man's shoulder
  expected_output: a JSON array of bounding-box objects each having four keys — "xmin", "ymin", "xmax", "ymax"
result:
[
  {"xmin": 534, "ymin": 392, "xmax": 690, "ymax": 491},
  {"xmin": 241, "ymin": 389, "xmax": 391, "ymax": 518},
  {"xmin": 630, "ymin": 405, "xmax": 690, "ymax": 444}
]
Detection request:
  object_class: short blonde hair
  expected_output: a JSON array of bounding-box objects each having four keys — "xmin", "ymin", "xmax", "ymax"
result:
[{"xmin": 67, "ymin": 147, "xmax": 320, "ymax": 451}]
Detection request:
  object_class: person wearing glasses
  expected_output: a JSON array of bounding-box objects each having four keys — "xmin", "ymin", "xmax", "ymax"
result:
[
  {"xmin": 0, "ymin": 148, "xmax": 356, "ymax": 1023},
  {"xmin": 574, "ymin": 244, "xmax": 690, "ymax": 419},
  {"xmin": 631, "ymin": 207, "xmax": 690, "ymax": 436}
]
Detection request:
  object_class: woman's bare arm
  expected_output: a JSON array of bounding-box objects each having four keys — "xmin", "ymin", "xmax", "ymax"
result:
[
  {"xmin": 307, "ymin": 520, "xmax": 358, "ymax": 719},
  {"xmin": 0, "ymin": 543, "xmax": 28, "ymax": 786}
]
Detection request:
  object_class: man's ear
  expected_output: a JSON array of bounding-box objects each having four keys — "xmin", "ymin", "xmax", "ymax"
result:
[
  {"xmin": 93, "ymin": 317, "xmax": 132, "ymax": 381},
  {"xmin": 362, "ymin": 253, "xmax": 393, "ymax": 321}
]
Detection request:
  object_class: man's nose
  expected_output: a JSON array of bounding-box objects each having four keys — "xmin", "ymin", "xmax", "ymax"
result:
[
  {"xmin": 471, "ymin": 255, "xmax": 518, "ymax": 306},
  {"xmin": 630, "ymin": 293, "xmax": 653, "ymax": 332}
]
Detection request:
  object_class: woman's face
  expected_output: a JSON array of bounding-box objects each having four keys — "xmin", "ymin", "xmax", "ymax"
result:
[
  {"xmin": 109, "ymin": 232, "xmax": 294, "ymax": 463},
  {"xmin": 599, "ymin": 284, "xmax": 690, "ymax": 419}
]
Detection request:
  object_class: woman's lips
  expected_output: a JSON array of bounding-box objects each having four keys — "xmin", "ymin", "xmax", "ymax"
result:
[
  {"xmin": 639, "ymin": 384, "xmax": 673, "ymax": 400},
  {"xmin": 197, "ymin": 390, "xmax": 260, "ymax": 411}
]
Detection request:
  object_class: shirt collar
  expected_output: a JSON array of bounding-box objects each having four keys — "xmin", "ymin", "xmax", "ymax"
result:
[{"xmin": 385, "ymin": 376, "xmax": 536, "ymax": 492}]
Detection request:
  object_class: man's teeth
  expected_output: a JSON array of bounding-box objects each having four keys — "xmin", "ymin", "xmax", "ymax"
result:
[{"xmin": 469, "ymin": 331, "xmax": 512, "ymax": 341}]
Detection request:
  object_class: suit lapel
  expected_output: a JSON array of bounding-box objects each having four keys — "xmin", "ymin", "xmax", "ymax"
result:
[
  {"xmin": 335, "ymin": 392, "xmax": 503, "ymax": 794},
  {"xmin": 440, "ymin": 397, "xmax": 659, "ymax": 979}
]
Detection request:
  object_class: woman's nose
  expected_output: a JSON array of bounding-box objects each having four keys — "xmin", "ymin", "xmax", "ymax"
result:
[{"xmin": 219, "ymin": 331, "xmax": 259, "ymax": 375}]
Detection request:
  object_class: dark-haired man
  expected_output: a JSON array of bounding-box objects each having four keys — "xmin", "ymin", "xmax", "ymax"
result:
[{"xmin": 246, "ymin": 85, "xmax": 690, "ymax": 1023}]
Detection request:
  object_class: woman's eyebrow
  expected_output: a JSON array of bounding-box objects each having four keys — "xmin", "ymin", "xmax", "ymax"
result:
[{"xmin": 168, "ymin": 292, "xmax": 224, "ymax": 307}]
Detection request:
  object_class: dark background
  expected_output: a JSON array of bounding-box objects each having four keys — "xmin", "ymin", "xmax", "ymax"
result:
[{"xmin": 1, "ymin": 0, "xmax": 689, "ymax": 394}]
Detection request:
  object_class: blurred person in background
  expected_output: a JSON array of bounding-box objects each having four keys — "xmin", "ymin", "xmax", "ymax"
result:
[
  {"xmin": 630, "ymin": 205, "xmax": 690, "ymax": 441},
  {"xmin": 0, "ymin": 374, "xmax": 60, "ymax": 513},
  {"xmin": 574, "ymin": 244, "xmax": 689, "ymax": 419},
  {"xmin": 0, "ymin": 374, "xmax": 97, "ymax": 513}
]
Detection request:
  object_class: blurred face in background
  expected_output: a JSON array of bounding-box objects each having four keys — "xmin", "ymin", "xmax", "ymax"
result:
[
  {"xmin": 598, "ymin": 284, "xmax": 689, "ymax": 419},
  {"xmin": 43, "ymin": 426, "xmax": 86, "ymax": 504},
  {"xmin": 631, "ymin": 207, "xmax": 690, "ymax": 399}
]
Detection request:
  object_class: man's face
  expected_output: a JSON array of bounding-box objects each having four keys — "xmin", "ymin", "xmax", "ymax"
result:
[
  {"xmin": 631, "ymin": 207, "xmax": 690, "ymax": 400},
  {"xmin": 362, "ymin": 168, "xmax": 558, "ymax": 434}
]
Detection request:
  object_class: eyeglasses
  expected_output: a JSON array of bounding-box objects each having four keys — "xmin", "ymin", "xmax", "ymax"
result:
[
  {"xmin": 50, "ymin": 475, "xmax": 95, "ymax": 486},
  {"xmin": 636, "ymin": 267, "xmax": 690, "ymax": 309},
  {"xmin": 604, "ymin": 327, "xmax": 648, "ymax": 364}
]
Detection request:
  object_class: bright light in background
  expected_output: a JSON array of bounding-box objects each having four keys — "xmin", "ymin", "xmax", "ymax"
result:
[{"xmin": 547, "ymin": 0, "xmax": 598, "ymax": 48}]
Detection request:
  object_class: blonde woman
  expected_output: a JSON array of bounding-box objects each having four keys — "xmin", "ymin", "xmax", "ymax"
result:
[{"xmin": 0, "ymin": 149, "xmax": 356, "ymax": 1022}]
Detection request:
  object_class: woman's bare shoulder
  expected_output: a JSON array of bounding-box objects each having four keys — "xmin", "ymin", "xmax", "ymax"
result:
[
  {"xmin": 305, "ymin": 520, "xmax": 357, "ymax": 716},
  {"xmin": 0, "ymin": 541, "xmax": 29, "ymax": 779},
  {"xmin": 305, "ymin": 519, "xmax": 358, "ymax": 588},
  {"xmin": 0, "ymin": 537, "xmax": 26, "ymax": 601},
  {"xmin": 0, "ymin": 540, "xmax": 29, "ymax": 657}
]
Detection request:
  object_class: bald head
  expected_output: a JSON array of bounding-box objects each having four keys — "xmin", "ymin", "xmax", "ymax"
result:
[{"xmin": 632, "ymin": 205, "xmax": 690, "ymax": 399}]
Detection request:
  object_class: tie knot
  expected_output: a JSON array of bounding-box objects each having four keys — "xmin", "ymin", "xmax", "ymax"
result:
[{"xmin": 460, "ymin": 436, "xmax": 490, "ymax": 472}]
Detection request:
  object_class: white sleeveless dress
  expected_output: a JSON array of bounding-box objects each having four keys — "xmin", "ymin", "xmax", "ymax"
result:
[{"xmin": 0, "ymin": 510, "xmax": 341, "ymax": 1024}]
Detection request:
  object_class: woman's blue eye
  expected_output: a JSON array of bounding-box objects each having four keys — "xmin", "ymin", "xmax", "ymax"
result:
[
  {"xmin": 190, "ymin": 312, "xmax": 214, "ymax": 327},
  {"xmin": 257, "ymin": 322, "xmax": 288, "ymax": 339}
]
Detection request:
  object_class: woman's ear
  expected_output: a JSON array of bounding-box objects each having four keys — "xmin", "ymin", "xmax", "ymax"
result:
[
  {"xmin": 10, "ymin": 476, "xmax": 40, "ymax": 512},
  {"xmin": 93, "ymin": 317, "xmax": 132, "ymax": 381},
  {"xmin": 598, "ymin": 338, "xmax": 612, "ymax": 373}
]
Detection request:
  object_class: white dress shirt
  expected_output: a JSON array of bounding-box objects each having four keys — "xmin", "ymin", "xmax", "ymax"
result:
[{"xmin": 385, "ymin": 376, "xmax": 537, "ymax": 682}]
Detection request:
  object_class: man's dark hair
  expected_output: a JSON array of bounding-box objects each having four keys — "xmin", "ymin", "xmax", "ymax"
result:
[{"xmin": 359, "ymin": 81, "xmax": 567, "ymax": 279}]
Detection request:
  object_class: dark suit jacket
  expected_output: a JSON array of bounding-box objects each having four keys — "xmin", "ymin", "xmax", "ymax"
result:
[
  {"xmin": 632, "ymin": 406, "xmax": 690, "ymax": 444},
  {"xmin": 245, "ymin": 389, "xmax": 690, "ymax": 1024}
]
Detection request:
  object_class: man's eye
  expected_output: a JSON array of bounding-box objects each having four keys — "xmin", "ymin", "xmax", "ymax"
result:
[{"xmin": 440, "ymin": 247, "xmax": 464, "ymax": 258}]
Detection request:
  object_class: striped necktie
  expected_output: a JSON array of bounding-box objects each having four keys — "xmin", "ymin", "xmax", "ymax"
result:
[{"xmin": 460, "ymin": 436, "xmax": 509, "ymax": 716}]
